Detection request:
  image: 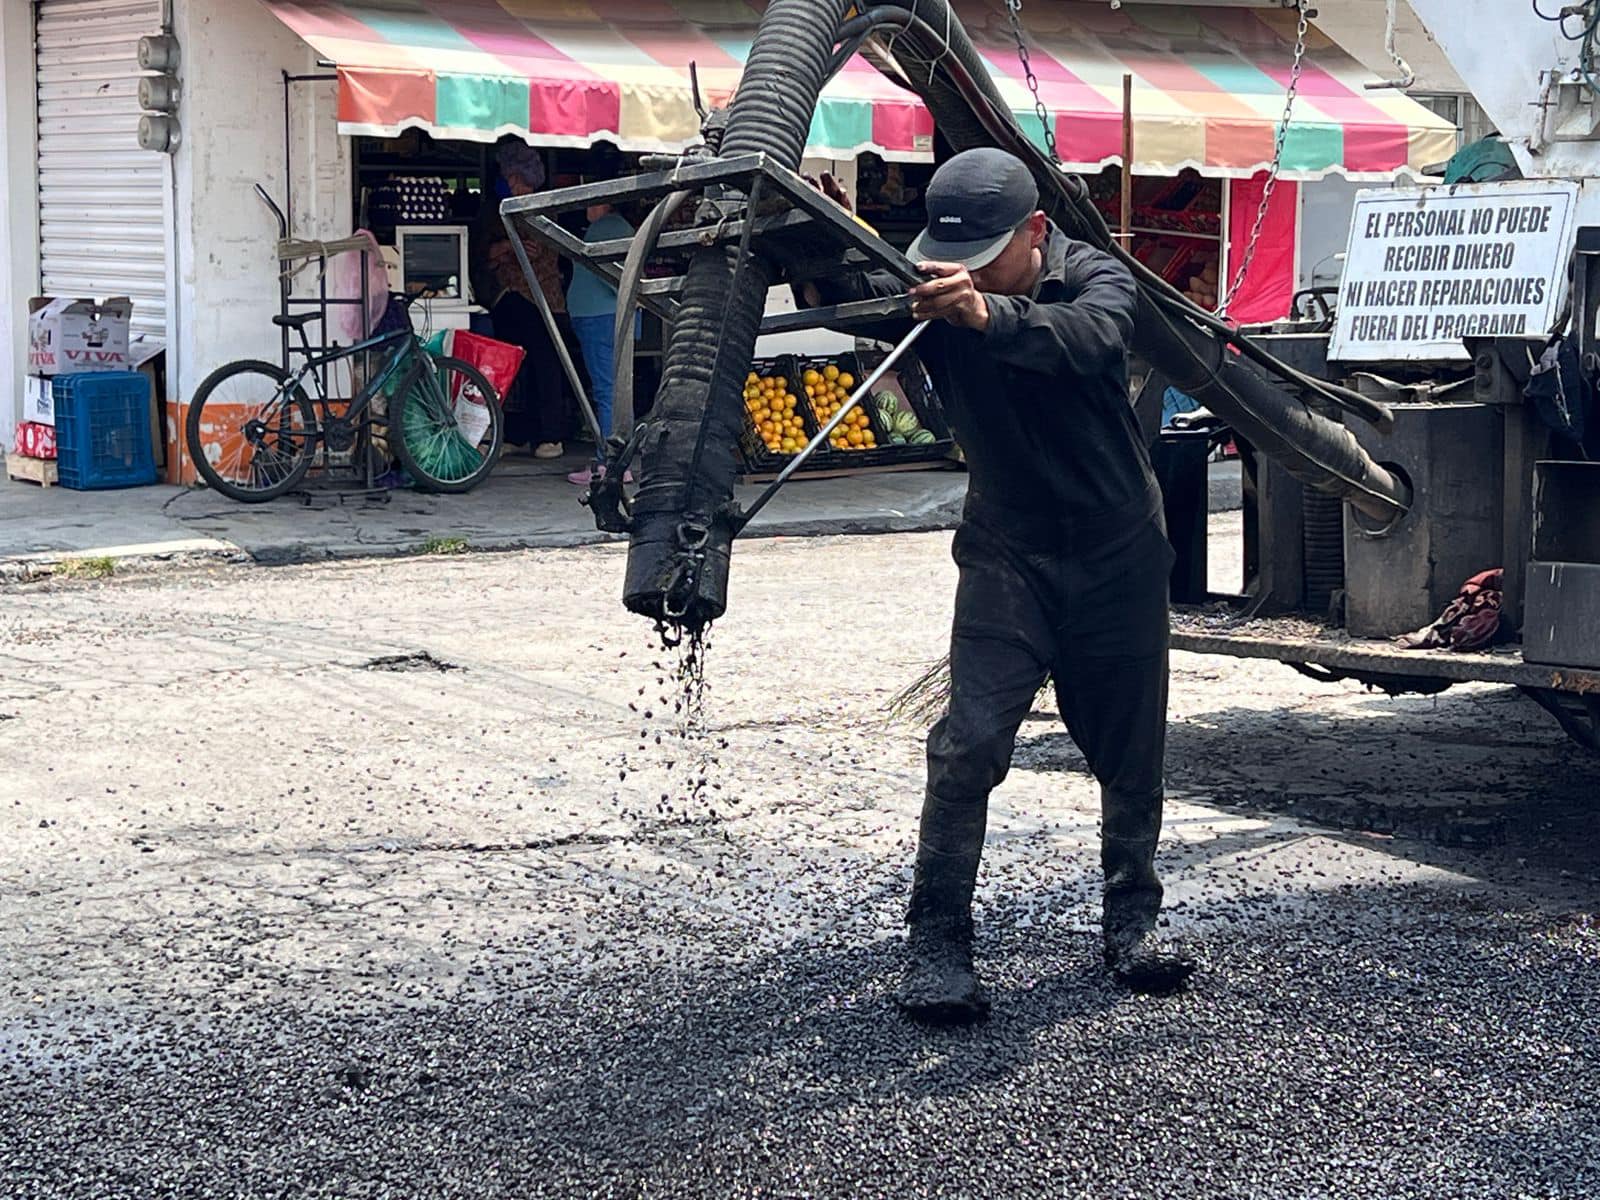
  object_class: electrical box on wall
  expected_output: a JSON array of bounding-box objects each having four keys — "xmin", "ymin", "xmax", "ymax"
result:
[{"xmin": 136, "ymin": 34, "xmax": 181, "ymax": 153}]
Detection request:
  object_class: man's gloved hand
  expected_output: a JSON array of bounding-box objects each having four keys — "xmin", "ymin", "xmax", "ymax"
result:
[
  {"xmin": 803, "ymin": 171, "xmax": 855, "ymax": 212},
  {"xmin": 798, "ymin": 172, "xmax": 875, "ymax": 307},
  {"xmin": 803, "ymin": 171, "xmax": 878, "ymax": 237}
]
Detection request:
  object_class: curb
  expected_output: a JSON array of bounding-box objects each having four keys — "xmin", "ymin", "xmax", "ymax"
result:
[
  {"xmin": 2, "ymin": 474, "xmax": 1235, "ymax": 582},
  {"xmin": 0, "ymin": 508, "xmax": 969, "ymax": 582}
]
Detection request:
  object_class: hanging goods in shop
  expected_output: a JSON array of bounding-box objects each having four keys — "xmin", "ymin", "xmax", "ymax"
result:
[{"xmin": 502, "ymin": 0, "xmax": 1410, "ymax": 635}]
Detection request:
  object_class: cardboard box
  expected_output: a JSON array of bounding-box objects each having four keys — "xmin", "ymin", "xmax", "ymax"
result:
[
  {"xmin": 27, "ymin": 296, "xmax": 134, "ymax": 376},
  {"xmin": 12, "ymin": 421, "xmax": 57, "ymax": 460},
  {"xmin": 23, "ymin": 375, "xmax": 54, "ymax": 427},
  {"xmin": 131, "ymin": 340, "xmax": 166, "ymax": 470}
]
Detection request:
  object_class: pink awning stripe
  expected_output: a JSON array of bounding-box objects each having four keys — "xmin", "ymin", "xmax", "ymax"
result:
[
  {"xmin": 586, "ymin": 0, "xmax": 747, "ymax": 71},
  {"xmin": 260, "ymin": 0, "xmax": 1458, "ymax": 176},
  {"xmin": 419, "ymin": 0, "xmax": 604, "ymax": 80}
]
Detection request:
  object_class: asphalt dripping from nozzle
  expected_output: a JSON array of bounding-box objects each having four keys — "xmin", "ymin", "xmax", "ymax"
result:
[{"xmin": 609, "ymin": 621, "xmax": 731, "ymax": 836}]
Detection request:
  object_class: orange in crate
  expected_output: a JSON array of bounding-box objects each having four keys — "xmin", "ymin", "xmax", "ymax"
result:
[
  {"xmin": 803, "ymin": 363, "xmax": 876, "ymax": 452},
  {"xmin": 743, "ymin": 370, "xmax": 808, "ymax": 456}
]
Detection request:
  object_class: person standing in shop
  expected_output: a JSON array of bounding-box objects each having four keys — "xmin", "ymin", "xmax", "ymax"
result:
[
  {"xmin": 565, "ymin": 200, "xmax": 639, "ymax": 486},
  {"xmin": 471, "ymin": 139, "xmax": 571, "ymax": 459},
  {"xmin": 801, "ymin": 149, "xmax": 1195, "ymax": 1024}
]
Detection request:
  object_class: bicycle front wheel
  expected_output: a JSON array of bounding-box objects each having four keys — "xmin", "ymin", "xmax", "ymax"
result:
[
  {"xmin": 186, "ymin": 360, "xmax": 316, "ymax": 503},
  {"xmin": 390, "ymin": 355, "xmax": 504, "ymax": 494}
]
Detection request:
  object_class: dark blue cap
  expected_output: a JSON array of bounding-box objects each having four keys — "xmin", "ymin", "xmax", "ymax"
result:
[{"xmin": 906, "ymin": 148, "xmax": 1039, "ymax": 269}]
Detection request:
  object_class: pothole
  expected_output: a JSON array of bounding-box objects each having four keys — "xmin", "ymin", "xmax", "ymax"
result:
[{"xmin": 363, "ymin": 652, "xmax": 460, "ymax": 673}]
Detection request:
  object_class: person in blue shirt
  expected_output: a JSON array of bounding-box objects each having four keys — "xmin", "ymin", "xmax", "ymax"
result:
[{"xmin": 566, "ymin": 201, "xmax": 639, "ymax": 485}]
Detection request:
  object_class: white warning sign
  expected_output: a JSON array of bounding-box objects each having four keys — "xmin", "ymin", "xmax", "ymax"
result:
[{"xmin": 1329, "ymin": 180, "xmax": 1578, "ymax": 362}]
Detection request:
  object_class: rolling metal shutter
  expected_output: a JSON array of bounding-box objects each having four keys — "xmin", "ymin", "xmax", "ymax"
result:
[{"xmin": 35, "ymin": 0, "xmax": 167, "ymax": 340}]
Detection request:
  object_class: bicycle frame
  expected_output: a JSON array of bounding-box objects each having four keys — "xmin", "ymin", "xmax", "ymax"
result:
[
  {"xmin": 252, "ymin": 321, "xmax": 465, "ymax": 465},
  {"xmin": 286, "ymin": 325, "xmax": 423, "ymax": 426}
]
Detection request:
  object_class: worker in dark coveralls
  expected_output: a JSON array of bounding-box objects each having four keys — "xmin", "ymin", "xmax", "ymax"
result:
[{"xmin": 803, "ymin": 148, "xmax": 1195, "ymax": 1022}]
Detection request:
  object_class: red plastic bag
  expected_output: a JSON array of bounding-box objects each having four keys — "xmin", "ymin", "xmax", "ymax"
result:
[
  {"xmin": 447, "ymin": 331, "xmax": 524, "ymax": 404},
  {"xmin": 12, "ymin": 421, "xmax": 57, "ymax": 459}
]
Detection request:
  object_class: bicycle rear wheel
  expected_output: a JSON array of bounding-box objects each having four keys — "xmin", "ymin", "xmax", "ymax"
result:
[
  {"xmin": 186, "ymin": 360, "xmax": 316, "ymax": 503},
  {"xmin": 390, "ymin": 355, "xmax": 504, "ymax": 493}
]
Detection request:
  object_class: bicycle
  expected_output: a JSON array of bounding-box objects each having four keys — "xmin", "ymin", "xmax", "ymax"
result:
[{"xmin": 185, "ymin": 308, "xmax": 505, "ymax": 503}]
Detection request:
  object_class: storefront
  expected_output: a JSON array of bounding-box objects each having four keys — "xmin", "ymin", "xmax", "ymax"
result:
[
  {"xmin": 0, "ymin": 0, "xmax": 349, "ymax": 480},
  {"xmin": 258, "ymin": 0, "xmax": 1454, "ymax": 477},
  {"xmin": 0, "ymin": 0, "xmax": 1458, "ymax": 483}
]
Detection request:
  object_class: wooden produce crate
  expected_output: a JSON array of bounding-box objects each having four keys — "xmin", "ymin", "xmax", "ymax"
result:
[
  {"xmin": 794, "ymin": 353, "xmax": 883, "ymax": 457},
  {"xmin": 738, "ymin": 356, "xmax": 822, "ymax": 472}
]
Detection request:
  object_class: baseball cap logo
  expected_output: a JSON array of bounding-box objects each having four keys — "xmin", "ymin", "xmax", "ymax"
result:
[{"xmin": 907, "ymin": 148, "xmax": 1040, "ymax": 271}]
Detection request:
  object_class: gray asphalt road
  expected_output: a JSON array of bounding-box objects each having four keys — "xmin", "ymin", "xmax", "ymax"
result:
[{"xmin": 2, "ymin": 526, "xmax": 1597, "ymax": 1198}]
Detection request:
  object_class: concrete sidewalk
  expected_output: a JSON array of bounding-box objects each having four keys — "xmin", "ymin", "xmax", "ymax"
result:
[{"xmin": 0, "ymin": 448, "xmax": 1241, "ymax": 575}]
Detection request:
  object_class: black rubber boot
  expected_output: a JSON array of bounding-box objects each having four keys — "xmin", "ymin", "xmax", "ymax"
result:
[
  {"xmin": 1100, "ymin": 791, "xmax": 1195, "ymax": 995},
  {"xmin": 895, "ymin": 792, "xmax": 989, "ymax": 1024},
  {"xmin": 898, "ymin": 913, "xmax": 989, "ymax": 1024},
  {"xmin": 1102, "ymin": 882, "xmax": 1195, "ymax": 995}
]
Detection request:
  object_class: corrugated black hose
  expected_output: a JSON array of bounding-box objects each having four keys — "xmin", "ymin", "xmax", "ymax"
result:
[
  {"xmin": 853, "ymin": 0, "xmax": 1412, "ymax": 517},
  {"xmin": 622, "ymin": 0, "xmax": 858, "ymax": 629}
]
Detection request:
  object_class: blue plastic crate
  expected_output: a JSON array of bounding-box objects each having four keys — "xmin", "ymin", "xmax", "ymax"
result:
[{"xmin": 52, "ymin": 371, "xmax": 156, "ymax": 490}]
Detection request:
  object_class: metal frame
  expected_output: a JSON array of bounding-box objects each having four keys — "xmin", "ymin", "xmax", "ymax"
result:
[
  {"xmin": 499, "ymin": 152, "xmax": 923, "ymax": 336},
  {"xmin": 496, "ymin": 149, "xmax": 934, "ymax": 533},
  {"xmin": 255, "ymin": 186, "xmax": 374, "ymax": 420},
  {"xmin": 279, "ymin": 322, "xmax": 417, "ymax": 413},
  {"xmin": 1169, "ymin": 616, "xmax": 1600, "ymax": 696}
]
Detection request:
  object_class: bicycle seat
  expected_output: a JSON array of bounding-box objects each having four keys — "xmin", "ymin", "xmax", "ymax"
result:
[{"xmin": 271, "ymin": 312, "xmax": 322, "ymax": 330}]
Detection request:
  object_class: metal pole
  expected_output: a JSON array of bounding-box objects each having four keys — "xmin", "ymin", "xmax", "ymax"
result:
[
  {"xmin": 1120, "ymin": 73, "xmax": 1134, "ymax": 245},
  {"xmin": 282, "ymin": 70, "xmax": 293, "ymax": 241},
  {"xmin": 739, "ymin": 320, "xmax": 931, "ymax": 527},
  {"xmin": 501, "ymin": 209, "xmax": 607, "ymax": 448}
]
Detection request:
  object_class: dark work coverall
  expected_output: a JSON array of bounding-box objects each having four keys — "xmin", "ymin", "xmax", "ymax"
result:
[{"xmin": 819, "ymin": 226, "xmax": 1173, "ymax": 941}]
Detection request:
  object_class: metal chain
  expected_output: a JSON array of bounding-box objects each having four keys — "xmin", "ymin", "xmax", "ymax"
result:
[
  {"xmin": 1217, "ymin": 0, "xmax": 1308, "ymax": 317},
  {"xmin": 1004, "ymin": 0, "xmax": 1061, "ymax": 164}
]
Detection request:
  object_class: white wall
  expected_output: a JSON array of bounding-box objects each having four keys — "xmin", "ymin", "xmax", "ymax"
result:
[
  {"xmin": 171, "ymin": 0, "xmax": 351, "ymax": 413},
  {"xmin": 1406, "ymin": 0, "xmax": 1600, "ymax": 180},
  {"xmin": 1313, "ymin": 0, "xmax": 1466, "ymax": 93},
  {"xmin": 0, "ymin": 0, "xmax": 39, "ymax": 448},
  {"xmin": 0, "ymin": 0, "xmax": 351, "ymax": 461}
]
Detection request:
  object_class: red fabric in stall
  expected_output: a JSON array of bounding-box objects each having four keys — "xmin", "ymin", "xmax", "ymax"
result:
[{"xmin": 1225, "ymin": 173, "xmax": 1298, "ymax": 324}]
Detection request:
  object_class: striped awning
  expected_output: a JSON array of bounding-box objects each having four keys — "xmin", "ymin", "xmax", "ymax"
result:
[{"xmin": 262, "ymin": 0, "xmax": 1458, "ymax": 180}]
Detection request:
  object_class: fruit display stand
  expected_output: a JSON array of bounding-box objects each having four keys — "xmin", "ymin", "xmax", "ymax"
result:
[
  {"xmin": 855, "ymin": 347, "xmax": 954, "ymax": 453},
  {"xmin": 1090, "ymin": 169, "xmax": 1224, "ymax": 309},
  {"xmin": 736, "ymin": 349, "xmax": 958, "ymax": 481},
  {"xmin": 795, "ymin": 356, "xmax": 882, "ymax": 456}
]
